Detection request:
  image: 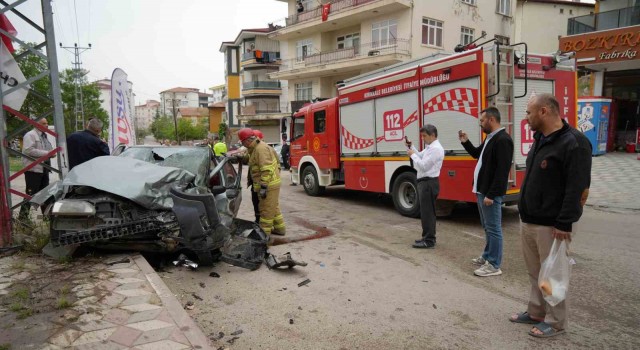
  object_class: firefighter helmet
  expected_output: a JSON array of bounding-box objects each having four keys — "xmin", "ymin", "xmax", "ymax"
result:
[
  {"xmin": 238, "ymin": 128, "xmax": 254, "ymax": 142},
  {"xmin": 253, "ymin": 130, "xmax": 264, "ymax": 140}
]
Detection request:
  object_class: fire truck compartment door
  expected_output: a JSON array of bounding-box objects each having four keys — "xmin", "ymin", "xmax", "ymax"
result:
[
  {"xmin": 514, "ymin": 78, "xmax": 553, "ymax": 166},
  {"xmin": 341, "ymin": 100, "xmax": 376, "ymax": 155},
  {"xmin": 422, "ymin": 77, "xmax": 481, "ymax": 152},
  {"xmin": 374, "ymin": 90, "xmax": 420, "ymax": 154}
]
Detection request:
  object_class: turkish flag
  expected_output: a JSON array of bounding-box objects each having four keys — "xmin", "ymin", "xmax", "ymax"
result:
[
  {"xmin": 0, "ymin": 14, "xmax": 17, "ymax": 53},
  {"xmin": 322, "ymin": 4, "xmax": 331, "ymax": 22}
]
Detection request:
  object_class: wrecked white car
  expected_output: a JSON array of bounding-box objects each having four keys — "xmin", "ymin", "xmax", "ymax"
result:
[{"xmin": 31, "ymin": 146, "xmax": 268, "ymax": 267}]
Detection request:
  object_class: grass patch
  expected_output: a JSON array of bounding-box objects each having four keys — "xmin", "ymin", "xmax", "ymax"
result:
[
  {"xmin": 9, "ymin": 157, "xmax": 22, "ymax": 173},
  {"xmin": 55, "ymin": 297, "xmax": 71, "ymax": 310},
  {"xmin": 60, "ymin": 284, "xmax": 71, "ymax": 296},
  {"xmin": 17, "ymin": 308, "xmax": 33, "ymax": 319},
  {"xmin": 0, "ymin": 343, "xmax": 11, "ymax": 350},
  {"xmin": 10, "ymin": 260, "xmax": 25, "ymax": 271},
  {"xmin": 57, "ymin": 255, "xmax": 73, "ymax": 265},
  {"xmin": 10, "ymin": 288, "xmax": 29, "ymax": 301},
  {"xmin": 9, "ymin": 303, "xmax": 23, "ymax": 312}
]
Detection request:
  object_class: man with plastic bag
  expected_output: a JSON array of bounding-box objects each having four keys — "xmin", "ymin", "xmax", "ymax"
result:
[{"xmin": 509, "ymin": 94, "xmax": 592, "ymax": 338}]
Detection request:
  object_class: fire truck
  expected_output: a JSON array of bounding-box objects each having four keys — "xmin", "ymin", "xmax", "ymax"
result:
[{"xmin": 288, "ymin": 42, "xmax": 577, "ymax": 217}]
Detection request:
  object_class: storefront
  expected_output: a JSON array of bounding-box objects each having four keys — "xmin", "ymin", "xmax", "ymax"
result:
[{"xmin": 560, "ymin": 26, "xmax": 640, "ymax": 152}]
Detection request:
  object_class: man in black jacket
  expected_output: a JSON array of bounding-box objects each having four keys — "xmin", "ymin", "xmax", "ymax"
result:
[
  {"xmin": 509, "ymin": 93, "xmax": 591, "ymax": 338},
  {"xmin": 67, "ymin": 118, "xmax": 110, "ymax": 170},
  {"xmin": 459, "ymin": 107, "xmax": 514, "ymax": 277}
]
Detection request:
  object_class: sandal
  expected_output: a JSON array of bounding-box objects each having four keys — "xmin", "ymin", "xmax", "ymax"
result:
[
  {"xmin": 509, "ymin": 311, "xmax": 539, "ymax": 324},
  {"xmin": 528, "ymin": 322, "xmax": 566, "ymax": 338}
]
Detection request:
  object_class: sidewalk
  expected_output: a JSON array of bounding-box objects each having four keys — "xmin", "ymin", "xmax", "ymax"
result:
[
  {"xmin": 588, "ymin": 152, "xmax": 640, "ymax": 211},
  {"xmin": 0, "ymin": 253, "xmax": 212, "ymax": 350}
]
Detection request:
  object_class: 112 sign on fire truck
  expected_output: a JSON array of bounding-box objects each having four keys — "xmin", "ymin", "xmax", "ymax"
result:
[{"xmin": 288, "ymin": 42, "xmax": 577, "ymax": 217}]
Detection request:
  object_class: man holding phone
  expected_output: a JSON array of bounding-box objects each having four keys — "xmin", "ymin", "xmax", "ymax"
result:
[
  {"xmin": 406, "ymin": 125, "xmax": 444, "ymax": 249},
  {"xmin": 459, "ymin": 107, "xmax": 513, "ymax": 277}
]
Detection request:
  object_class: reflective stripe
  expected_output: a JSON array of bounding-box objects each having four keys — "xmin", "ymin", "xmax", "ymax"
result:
[
  {"xmin": 274, "ymin": 223, "xmax": 286, "ymax": 229},
  {"xmin": 260, "ymin": 218, "xmax": 273, "ymax": 224}
]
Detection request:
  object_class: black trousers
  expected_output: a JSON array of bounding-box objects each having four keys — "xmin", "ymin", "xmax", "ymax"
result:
[
  {"xmin": 19, "ymin": 171, "xmax": 49, "ymax": 218},
  {"xmin": 417, "ymin": 177, "xmax": 439, "ymax": 244},
  {"xmin": 251, "ymin": 189, "xmax": 260, "ymax": 223}
]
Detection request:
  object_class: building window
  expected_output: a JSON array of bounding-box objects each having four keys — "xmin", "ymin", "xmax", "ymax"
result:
[
  {"xmin": 337, "ymin": 33, "xmax": 361, "ymax": 53},
  {"xmin": 460, "ymin": 27, "xmax": 475, "ymax": 46},
  {"xmin": 560, "ymin": 8, "xmax": 564, "ymax": 14},
  {"xmin": 422, "ymin": 18, "xmax": 443, "ymax": 47},
  {"xmin": 296, "ymin": 39, "xmax": 313, "ymax": 61},
  {"xmin": 462, "ymin": 0, "xmax": 476, "ymax": 5},
  {"xmin": 314, "ymin": 110, "xmax": 326, "ymax": 133},
  {"xmin": 372, "ymin": 19, "xmax": 397, "ymax": 48},
  {"xmin": 295, "ymin": 82, "xmax": 312, "ymax": 101},
  {"xmin": 497, "ymin": 0, "xmax": 511, "ymax": 16},
  {"xmin": 495, "ymin": 35, "xmax": 510, "ymax": 45}
]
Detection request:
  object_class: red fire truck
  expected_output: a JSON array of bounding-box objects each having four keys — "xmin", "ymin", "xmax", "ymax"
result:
[{"xmin": 288, "ymin": 43, "xmax": 577, "ymax": 217}]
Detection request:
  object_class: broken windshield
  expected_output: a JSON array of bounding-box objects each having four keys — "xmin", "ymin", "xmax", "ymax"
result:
[{"xmin": 120, "ymin": 147, "xmax": 210, "ymax": 187}]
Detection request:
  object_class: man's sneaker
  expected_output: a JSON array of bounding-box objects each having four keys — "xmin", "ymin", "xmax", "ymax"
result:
[
  {"xmin": 474, "ymin": 262, "xmax": 502, "ymax": 277},
  {"xmin": 471, "ymin": 256, "xmax": 486, "ymax": 265}
]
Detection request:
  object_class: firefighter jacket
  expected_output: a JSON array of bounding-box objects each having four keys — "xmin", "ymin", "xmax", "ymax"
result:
[{"xmin": 248, "ymin": 139, "xmax": 281, "ymax": 191}]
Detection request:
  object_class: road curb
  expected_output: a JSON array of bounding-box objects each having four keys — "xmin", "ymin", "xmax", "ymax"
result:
[{"xmin": 133, "ymin": 255, "xmax": 213, "ymax": 350}]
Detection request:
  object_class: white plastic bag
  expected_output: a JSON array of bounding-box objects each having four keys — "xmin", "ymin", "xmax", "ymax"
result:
[{"xmin": 538, "ymin": 239, "xmax": 575, "ymax": 306}]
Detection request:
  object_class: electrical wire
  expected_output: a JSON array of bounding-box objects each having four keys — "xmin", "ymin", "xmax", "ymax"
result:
[{"xmin": 73, "ymin": 0, "xmax": 80, "ymax": 44}]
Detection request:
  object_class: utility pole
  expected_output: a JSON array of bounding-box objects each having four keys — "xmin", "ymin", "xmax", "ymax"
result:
[
  {"xmin": 60, "ymin": 43, "xmax": 91, "ymax": 131},
  {"xmin": 172, "ymin": 92, "xmax": 179, "ymax": 144}
]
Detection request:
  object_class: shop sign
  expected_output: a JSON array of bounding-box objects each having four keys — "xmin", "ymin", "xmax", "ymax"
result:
[{"xmin": 559, "ymin": 26, "xmax": 640, "ymax": 64}]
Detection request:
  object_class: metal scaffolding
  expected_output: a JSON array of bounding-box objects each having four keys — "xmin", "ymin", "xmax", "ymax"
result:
[{"xmin": 0, "ymin": 0, "xmax": 67, "ymax": 247}]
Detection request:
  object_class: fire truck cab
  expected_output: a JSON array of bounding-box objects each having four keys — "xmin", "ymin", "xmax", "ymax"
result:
[{"xmin": 289, "ymin": 43, "xmax": 577, "ymax": 217}]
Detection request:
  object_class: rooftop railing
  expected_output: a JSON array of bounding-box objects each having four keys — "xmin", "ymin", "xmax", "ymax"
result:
[{"xmin": 568, "ymin": 6, "xmax": 640, "ymax": 35}]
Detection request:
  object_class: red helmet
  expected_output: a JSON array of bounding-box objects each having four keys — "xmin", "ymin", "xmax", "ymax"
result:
[
  {"xmin": 253, "ymin": 130, "xmax": 264, "ymax": 140},
  {"xmin": 238, "ymin": 128, "xmax": 254, "ymax": 142}
]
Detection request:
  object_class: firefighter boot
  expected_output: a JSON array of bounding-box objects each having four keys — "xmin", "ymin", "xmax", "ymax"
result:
[{"xmin": 272, "ymin": 211, "xmax": 286, "ymax": 236}]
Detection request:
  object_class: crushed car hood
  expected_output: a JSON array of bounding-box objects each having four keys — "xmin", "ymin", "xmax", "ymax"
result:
[{"xmin": 61, "ymin": 156, "xmax": 196, "ymax": 210}]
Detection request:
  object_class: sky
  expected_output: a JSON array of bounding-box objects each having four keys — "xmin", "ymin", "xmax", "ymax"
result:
[{"xmin": 7, "ymin": 0, "xmax": 288, "ymax": 104}]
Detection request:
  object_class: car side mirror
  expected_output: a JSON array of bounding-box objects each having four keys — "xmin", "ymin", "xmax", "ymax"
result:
[{"xmin": 226, "ymin": 188, "xmax": 240, "ymax": 199}]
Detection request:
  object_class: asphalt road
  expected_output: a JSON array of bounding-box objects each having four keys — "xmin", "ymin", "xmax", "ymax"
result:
[{"xmin": 161, "ymin": 171, "xmax": 640, "ymax": 350}]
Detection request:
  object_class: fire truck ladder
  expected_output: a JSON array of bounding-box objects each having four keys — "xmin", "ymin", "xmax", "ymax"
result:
[{"xmin": 485, "ymin": 43, "xmax": 527, "ymax": 187}]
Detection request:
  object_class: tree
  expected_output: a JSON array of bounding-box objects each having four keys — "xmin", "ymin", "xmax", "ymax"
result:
[
  {"xmin": 59, "ymin": 69, "xmax": 109, "ymax": 137},
  {"xmin": 150, "ymin": 115, "xmax": 174, "ymax": 141}
]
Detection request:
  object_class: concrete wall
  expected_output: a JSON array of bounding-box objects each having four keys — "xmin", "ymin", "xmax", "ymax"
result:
[{"xmin": 515, "ymin": 1, "xmax": 594, "ymax": 54}]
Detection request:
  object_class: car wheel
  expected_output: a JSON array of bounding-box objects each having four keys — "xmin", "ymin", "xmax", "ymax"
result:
[
  {"xmin": 392, "ymin": 172, "xmax": 420, "ymax": 218},
  {"xmin": 302, "ymin": 166, "xmax": 324, "ymax": 196}
]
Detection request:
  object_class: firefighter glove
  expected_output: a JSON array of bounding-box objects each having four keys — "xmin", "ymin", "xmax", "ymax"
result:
[{"xmin": 259, "ymin": 185, "xmax": 268, "ymax": 199}]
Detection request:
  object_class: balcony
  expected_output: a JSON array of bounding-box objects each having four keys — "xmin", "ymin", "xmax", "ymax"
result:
[
  {"xmin": 239, "ymin": 104, "xmax": 291, "ymax": 120},
  {"xmin": 269, "ymin": 39, "xmax": 410, "ymax": 80},
  {"xmin": 240, "ymin": 50, "xmax": 281, "ymax": 70},
  {"xmin": 241, "ymin": 81, "xmax": 282, "ymax": 96},
  {"xmin": 270, "ymin": 0, "xmax": 411, "ymax": 40},
  {"xmin": 568, "ymin": 6, "xmax": 640, "ymax": 35}
]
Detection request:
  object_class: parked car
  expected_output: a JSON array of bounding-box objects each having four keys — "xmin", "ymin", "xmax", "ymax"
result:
[
  {"xmin": 268, "ymin": 143, "xmax": 284, "ymax": 166},
  {"xmin": 31, "ymin": 145, "xmax": 266, "ymax": 266}
]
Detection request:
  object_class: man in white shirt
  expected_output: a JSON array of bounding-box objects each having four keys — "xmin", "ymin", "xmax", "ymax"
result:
[
  {"xmin": 406, "ymin": 125, "xmax": 445, "ymax": 249},
  {"xmin": 19, "ymin": 118, "xmax": 54, "ymax": 219}
]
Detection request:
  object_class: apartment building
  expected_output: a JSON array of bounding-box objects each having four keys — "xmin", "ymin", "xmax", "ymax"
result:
[
  {"xmin": 514, "ymin": 0, "xmax": 594, "ymax": 54},
  {"xmin": 220, "ymin": 26, "xmax": 289, "ymax": 142},
  {"xmin": 159, "ymin": 87, "xmax": 202, "ymax": 117},
  {"xmin": 269, "ymin": 0, "xmax": 521, "ymax": 106},
  {"xmin": 134, "ymin": 100, "xmax": 160, "ymax": 130},
  {"xmin": 560, "ymin": 0, "xmax": 640, "ymax": 150},
  {"xmin": 209, "ymin": 84, "xmax": 226, "ymax": 104}
]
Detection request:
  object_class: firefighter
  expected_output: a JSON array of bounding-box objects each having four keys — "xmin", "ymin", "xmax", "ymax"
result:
[
  {"xmin": 238, "ymin": 128, "xmax": 286, "ymax": 237},
  {"xmin": 213, "ymin": 138, "xmax": 227, "ymax": 157}
]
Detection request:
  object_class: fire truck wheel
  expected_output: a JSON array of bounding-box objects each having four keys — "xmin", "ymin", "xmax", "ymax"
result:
[
  {"xmin": 391, "ymin": 172, "xmax": 420, "ymax": 218},
  {"xmin": 302, "ymin": 166, "xmax": 325, "ymax": 196}
]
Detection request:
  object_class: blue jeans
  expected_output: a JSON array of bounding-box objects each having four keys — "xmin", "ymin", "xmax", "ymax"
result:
[{"xmin": 476, "ymin": 193, "xmax": 504, "ymax": 269}]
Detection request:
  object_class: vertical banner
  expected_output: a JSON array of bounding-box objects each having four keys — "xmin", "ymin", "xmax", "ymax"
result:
[
  {"xmin": 0, "ymin": 14, "xmax": 28, "ymax": 111},
  {"xmin": 110, "ymin": 68, "xmax": 136, "ymax": 150}
]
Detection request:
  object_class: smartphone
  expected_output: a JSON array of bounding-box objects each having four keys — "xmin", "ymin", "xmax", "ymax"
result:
[{"xmin": 404, "ymin": 136, "xmax": 411, "ymax": 148}]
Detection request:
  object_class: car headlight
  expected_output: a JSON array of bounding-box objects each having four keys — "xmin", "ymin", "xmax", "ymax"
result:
[{"xmin": 52, "ymin": 200, "xmax": 96, "ymax": 216}]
